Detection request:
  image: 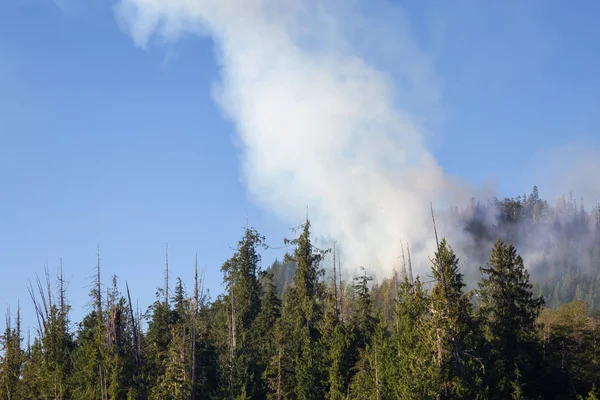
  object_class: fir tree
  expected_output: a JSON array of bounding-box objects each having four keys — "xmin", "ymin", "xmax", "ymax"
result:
[
  {"xmin": 477, "ymin": 240, "xmax": 545, "ymax": 399},
  {"xmin": 430, "ymin": 238, "xmax": 480, "ymax": 399},
  {"xmin": 278, "ymin": 218, "xmax": 328, "ymax": 399}
]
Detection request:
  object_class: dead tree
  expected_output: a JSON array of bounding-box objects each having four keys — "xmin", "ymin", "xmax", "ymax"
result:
[
  {"xmin": 165, "ymin": 244, "xmax": 169, "ymax": 305},
  {"xmin": 97, "ymin": 248, "xmax": 102, "ymax": 318},
  {"xmin": 431, "ymin": 202, "xmax": 447, "ymax": 295},
  {"xmin": 407, "ymin": 243, "xmax": 414, "ymax": 286},
  {"xmin": 126, "ymin": 282, "xmax": 141, "ymax": 368},
  {"xmin": 338, "ymin": 252, "xmax": 344, "ymax": 323},
  {"xmin": 191, "ymin": 254, "xmax": 199, "ymax": 400},
  {"xmin": 332, "ymin": 241, "xmax": 338, "ymax": 319},
  {"xmin": 400, "ymin": 240, "xmax": 408, "ymax": 279}
]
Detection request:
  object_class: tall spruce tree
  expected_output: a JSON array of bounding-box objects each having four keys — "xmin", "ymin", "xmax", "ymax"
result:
[
  {"xmin": 349, "ymin": 268, "xmax": 387, "ymax": 399},
  {"xmin": 391, "ymin": 276, "xmax": 438, "ymax": 399},
  {"xmin": 0, "ymin": 306, "xmax": 23, "ymax": 399},
  {"xmin": 477, "ymin": 240, "xmax": 544, "ymax": 399},
  {"xmin": 430, "ymin": 238, "xmax": 481, "ymax": 399},
  {"xmin": 218, "ymin": 226, "xmax": 267, "ymax": 399},
  {"xmin": 26, "ymin": 267, "xmax": 74, "ymax": 399},
  {"xmin": 278, "ymin": 218, "xmax": 328, "ymax": 399}
]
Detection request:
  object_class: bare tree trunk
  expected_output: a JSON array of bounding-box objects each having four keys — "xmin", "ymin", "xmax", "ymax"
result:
[
  {"xmin": 191, "ymin": 255, "xmax": 199, "ymax": 400},
  {"xmin": 229, "ymin": 279, "xmax": 236, "ymax": 398},
  {"xmin": 231, "ymin": 282, "xmax": 236, "ymax": 353},
  {"xmin": 59, "ymin": 259, "xmax": 65, "ymax": 317},
  {"xmin": 99, "ymin": 367, "xmax": 104, "ymax": 400},
  {"xmin": 126, "ymin": 282, "xmax": 141, "ymax": 368},
  {"xmin": 276, "ymin": 346, "xmax": 282, "ymax": 400},
  {"xmin": 16, "ymin": 301, "xmax": 20, "ymax": 345},
  {"xmin": 333, "ymin": 241, "xmax": 338, "ymax": 319},
  {"xmin": 97, "ymin": 248, "xmax": 102, "ymax": 317},
  {"xmin": 400, "ymin": 240, "xmax": 407, "ymax": 279},
  {"xmin": 338, "ymin": 253, "xmax": 344, "ymax": 323},
  {"xmin": 407, "ymin": 243, "xmax": 413, "ymax": 287},
  {"xmin": 45, "ymin": 265, "xmax": 52, "ymax": 312},
  {"xmin": 165, "ymin": 244, "xmax": 169, "ymax": 305},
  {"xmin": 430, "ymin": 203, "xmax": 447, "ymax": 295},
  {"xmin": 375, "ymin": 344, "xmax": 380, "ymax": 400}
]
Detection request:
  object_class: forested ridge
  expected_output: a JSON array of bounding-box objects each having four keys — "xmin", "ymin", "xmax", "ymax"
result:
[{"xmin": 3, "ymin": 187, "xmax": 600, "ymax": 399}]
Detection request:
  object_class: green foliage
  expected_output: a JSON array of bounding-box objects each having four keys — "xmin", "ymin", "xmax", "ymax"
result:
[
  {"xmin": 277, "ymin": 219, "xmax": 328, "ymax": 399},
  {"xmin": 390, "ymin": 276, "xmax": 439, "ymax": 399},
  {"xmin": 540, "ymin": 301, "xmax": 600, "ymax": 398},
  {"xmin": 477, "ymin": 240, "xmax": 545, "ymax": 399},
  {"xmin": 430, "ymin": 239, "xmax": 480, "ymax": 399},
  {"xmin": 0, "ymin": 309, "xmax": 22, "ymax": 399},
  {"xmin": 8, "ymin": 207, "xmax": 600, "ymax": 399}
]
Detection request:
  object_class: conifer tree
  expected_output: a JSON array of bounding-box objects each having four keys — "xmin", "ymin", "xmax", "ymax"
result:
[
  {"xmin": 278, "ymin": 218, "xmax": 328, "ymax": 399},
  {"xmin": 27, "ymin": 267, "xmax": 74, "ymax": 399},
  {"xmin": 349, "ymin": 268, "xmax": 388, "ymax": 399},
  {"xmin": 430, "ymin": 238, "xmax": 481, "ymax": 399},
  {"xmin": 256, "ymin": 270, "xmax": 282, "ymax": 397},
  {"xmin": 320, "ymin": 284, "xmax": 351, "ymax": 400},
  {"xmin": 477, "ymin": 240, "xmax": 545, "ymax": 399},
  {"xmin": 218, "ymin": 226, "xmax": 267, "ymax": 399},
  {"xmin": 0, "ymin": 306, "xmax": 23, "ymax": 399},
  {"xmin": 151, "ymin": 278, "xmax": 194, "ymax": 399},
  {"xmin": 390, "ymin": 276, "xmax": 438, "ymax": 399}
]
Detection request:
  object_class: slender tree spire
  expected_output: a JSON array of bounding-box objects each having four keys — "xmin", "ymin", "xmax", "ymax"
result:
[
  {"xmin": 126, "ymin": 281, "xmax": 140, "ymax": 368},
  {"xmin": 5, "ymin": 304, "xmax": 10, "ymax": 335},
  {"xmin": 201, "ymin": 265, "xmax": 206, "ymax": 306},
  {"xmin": 59, "ymin": 258, "xmax": 65, "ymax": 317},
  {"xmin": 191, "ymin": 254, "xmax": 199, "ymax": 400},
  {"xmin": 407, "ymin": 243, "xmax": 414, "ymax": 286},
  {"xmin": 16, "ymin": 299, "xmax": 20, "ymax": 342},
  {"xmin": 400, "ymin": 239, "xmax": 408, "ymax": 279},
  {"xmin": 431, "ymin": 202, "xmax": 447, "ymax": 295},
  {"xmin": 338, "ymin": 251, "xmax": 343, "ymax": 323},
  {"xmin": 194, "ymin": 254, "xmax": 199, "ymax": 311},
  {"xmin": 333, "ymin": 241, "xmax": 338, "ymax": 318},
  {"xmin": 97, "ymin": 246, "xmax": 102, "ymax": 316},
  {"xmin": 165, "ymin": 243, "xmax": 169, "ymax": 305}
]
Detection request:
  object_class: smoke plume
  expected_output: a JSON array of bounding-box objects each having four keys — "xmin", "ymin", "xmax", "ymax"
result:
[{"xmin": 113, "ymin": 0, "xmax": 501, "ymax": 278}]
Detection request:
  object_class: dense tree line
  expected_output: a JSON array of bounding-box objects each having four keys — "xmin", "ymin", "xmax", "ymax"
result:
[
  {"xmin": 2, "ymin": 188, "xmax": 600, "ymax": 398},
  {"xmin": 446, "ymin": 186, "xmax": 600, "ymax": 308}
]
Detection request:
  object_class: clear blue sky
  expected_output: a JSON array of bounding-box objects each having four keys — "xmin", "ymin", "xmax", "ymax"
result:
[{"xmin": 2, "ymin": 0, "xmax": 600, "ymax": 332}]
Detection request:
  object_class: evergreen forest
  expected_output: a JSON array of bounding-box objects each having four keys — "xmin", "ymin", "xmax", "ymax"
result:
[{"xmin": 3, "ymin": 186, "xmax": 600, "ymax": 399}]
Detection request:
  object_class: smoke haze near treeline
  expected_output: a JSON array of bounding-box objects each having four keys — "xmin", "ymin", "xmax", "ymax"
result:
[{"xmin": 115, "ymin": 0, "xmax": 600, "ymax": 282}]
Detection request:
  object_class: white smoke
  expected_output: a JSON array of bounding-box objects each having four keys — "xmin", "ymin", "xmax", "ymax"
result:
[{"xmin": 114, "ymin": 0, "xmax": 473, "ymax": 277}]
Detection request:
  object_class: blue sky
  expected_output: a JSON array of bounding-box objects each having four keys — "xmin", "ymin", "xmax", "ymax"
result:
[{"xmin": 2, "ymin": 0, "xmax": 600, "ymax": 332}]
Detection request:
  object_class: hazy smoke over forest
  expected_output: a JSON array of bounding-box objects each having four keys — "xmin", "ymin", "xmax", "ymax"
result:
[{"xmin": 115, "ymin": 0, "xmax": 600, "ymax": 282}]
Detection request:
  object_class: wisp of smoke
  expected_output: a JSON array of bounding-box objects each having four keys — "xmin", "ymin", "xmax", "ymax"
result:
[{"xmin": 114, "ymin": 0, "xmax": 479, "ymax": 279}]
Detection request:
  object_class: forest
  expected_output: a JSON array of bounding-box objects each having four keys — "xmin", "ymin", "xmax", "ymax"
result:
[{"xmin": 2, "ymin": 186, "xmax": 600, "ymax": 399}]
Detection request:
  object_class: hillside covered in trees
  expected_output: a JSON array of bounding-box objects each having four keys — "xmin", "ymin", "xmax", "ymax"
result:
[
  {"xmin": 409, "ymin": 186, "xmax": 600, "ymax": 307},
  {"xmin": 2, "ymin": 187, "xmax": 600, "ymax": 399}
]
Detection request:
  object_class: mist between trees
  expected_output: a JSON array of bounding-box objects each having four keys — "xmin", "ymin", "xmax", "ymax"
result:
[{"xmin": 2, "ymin": 186, "xmax": 600, "ymax": 399}]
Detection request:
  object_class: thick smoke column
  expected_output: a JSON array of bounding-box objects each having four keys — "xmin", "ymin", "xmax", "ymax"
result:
[{"xmin": 115, "ymin": 0, "xmax": 473, "ymax": 277}]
